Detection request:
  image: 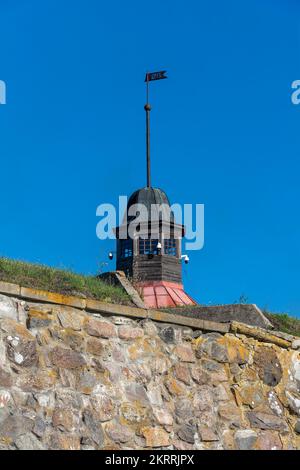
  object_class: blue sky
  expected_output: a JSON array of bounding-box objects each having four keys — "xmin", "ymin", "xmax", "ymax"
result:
[{"xmin": 0, "ymin": 0, "xmax": 300, "ymax": 316}]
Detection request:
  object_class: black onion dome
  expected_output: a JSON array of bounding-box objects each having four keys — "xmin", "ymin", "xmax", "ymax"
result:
[{"xmin": 126, "ymin": 187, "xmax": 174, "ymax": 222}]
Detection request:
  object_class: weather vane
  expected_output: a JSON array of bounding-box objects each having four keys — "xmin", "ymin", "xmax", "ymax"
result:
[{"xmin": 144, "ymin": 70, "xmax": 168, "ymax": 188}]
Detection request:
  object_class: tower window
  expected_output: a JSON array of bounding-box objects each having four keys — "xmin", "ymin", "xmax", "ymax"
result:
[
  {"xmin": 164, "ymin": 238, "xmax": 177, "ymax": 256},
  {"xmin": 139, "ymin": 238, "xmax": 159, "ymax": 255},
  {"xmin": 120, "ymin": 239, "xmax": 133, "ymax": 258}
]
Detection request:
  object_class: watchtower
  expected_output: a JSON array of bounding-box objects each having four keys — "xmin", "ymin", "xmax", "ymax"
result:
[{"xmin": 113, "ymin": 72, "xmax": 196, "ymax": 308}]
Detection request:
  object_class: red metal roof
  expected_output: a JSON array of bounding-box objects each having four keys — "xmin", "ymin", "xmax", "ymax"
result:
[{"xmin": 137, "ymin": 281, "xmax": 196, "ymax": 309}]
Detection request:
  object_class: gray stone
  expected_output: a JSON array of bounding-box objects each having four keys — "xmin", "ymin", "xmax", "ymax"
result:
[
  {"xmin": 33, "ymin": 417, "xmax": 47, "ymax": 438},
  {"xmin": 28, "ymin": 316, "xmax": 51, "ymax": 329},
  {"xmin": 125, "ymin": 383, "xmax": 149, "ymax": 406},
  {"xmin": 0, "ymin": 414, "xmax": 33, "ymax": 441},
  {"xmin": 201, "ymin": 339, "xmax": 228, "ymax": 363},
  {"xmin": 294, "ymin": 420, "xmax": 300, "ymax": 434},
  {"xmin": 55, "ymin": 388, "xmax": 82, "ymax": 410},
  {"xmin": 159, "ymin": 326, "xmax": 176, "ymax": 344},
  {"xmin": 175, "ymin": 399, "xmax": 194, "ymax": 422},
  {"xmin": 83, "ymin": 409, "xmax": 105, "ymax": 447},
  {"xmin": 234, "ymin": 429, "xmax": 257, "ymax": 450},
  {"xmin": 15, "ymin": 432, "xmax": 45, "ymax": 450},
  {"xmin": 177, "ymin": 424, "xmax": 196, "ymax": 444},
  {"xmin": 77, "ymin": 371, "xmax": 97, "ymax": 394},
  {"xmin": 247, "ymin": 411, "xmax": 288, "ymax": 432}
]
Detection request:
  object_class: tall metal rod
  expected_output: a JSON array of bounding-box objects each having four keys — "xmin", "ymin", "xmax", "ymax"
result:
[{"xmin": 145, "ymin": 75, "xmax": 151, "ymax": 188}]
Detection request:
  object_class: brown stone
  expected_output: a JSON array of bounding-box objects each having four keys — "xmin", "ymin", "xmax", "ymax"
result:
[
  {"xmin": 57, "ymin": 309, "xmax": 83, "ymax": 331},
  {"xmin": 120, "ymin": 403, "xmax": 149, "ymax": 425},
  {"xmin": 165, "ymin": 377, "xmax": 186, "ymax": 396},
  {"xmin": 152, "ymin": 355, "xmax": 171, "ymax": 375},
  {"xmin": 86, "ymin": 337, "xmax": 104, "ymax": 356},
  {"xmin": 191, "ymin": 366, "xmax": 210, "ymax": 385},
  {"xmin": 218, "ymin": 402, "xmax": 242, "ymax": 428},
  {"xmin": 105, "ymin": 421, "xmax": 134, "ymax": 443},
  {"xmin": 17, "ymin": 369, "xmax": 57, "ymax": 391},
  {"xmin": 200, "ymin": 359, "xmax": 228, "ymax": 383},
  {"xmin": 0, "ymin": 367, "xmax": 12, "ymax": 387},
  {"xmin": 77, "ymin": 371, "xmax": 97, "ymax": 394},
  {"xmin": 218, "ymin": 336, "xmax": 250, "ymax": 364},
  {"xmin": 199, "ymin": 426, "xmax": 219, "ymax": 442},
  {"xmin": 52, "ymin": 407, "xmax": 78, "ymax": 432},
  {"xmin": 173, "ymin": 439, "xmax": 194, "ymax": 450},
  {"xmin": 118, "ymin": 325, "xmax": 144, "ymax": 340},
  {"xmin": 91, "ymin": 394, "xmax": 116, "ymax": 422},
  {"xmin": 174, "ymin": 363, "xmax": 191, "ymax": 385},
  {"xmin": 193, "ymin": 385, "xmax": 214, "ymax": 412},
  {"xmin": 142, "ymin": 426, "xmax": 170, "ymax": 447},
  {"xmin": 50, "ymin": 433, "xmax": 81, "ymax": 450},
  {"xmin": 85, "ymin": 318, "xmax": 116, "ymax": 338},
  {"xmin": 50, "ymin": 346, "xmax": 86, "ymax": 369},
  {"xmin": 255, "ymin": 431, "xmax": 283, "ymax": 450},
  {"xmin": 222, "ymin": 430, "xmax": 236, "ymax": 450},
  {"xmin": 52, "ymin": 328, "xmax": 84, "ymax": 350},
  {"xmin": 6, "ymin": 337, "xmax": 38, "ymax": 368},
  {"xmin": 254, "ymin": 346, "xmax": 282, "ymax": 386},
  {"xmin": 238, "ymin": 382, "xmax": 265, "ymax": 408},
  {"xmin": 174, "ymin": 344, "xmax": 195, "ymax": 363},
  {"xmin": 153, "ymin": 408, "xmax": 173, "ymax": 426}
]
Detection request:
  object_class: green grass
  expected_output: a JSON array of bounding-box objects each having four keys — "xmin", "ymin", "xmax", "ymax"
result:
[
  {"xmin": 0, "ymin": 257, "xmax": 130, "ymax": 305},
  {"xmin": 263, "ymin": 310, "xmax": 300, "ymax": 337}
]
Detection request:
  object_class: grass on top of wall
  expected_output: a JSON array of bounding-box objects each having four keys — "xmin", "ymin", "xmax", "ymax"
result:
[
  {"xmin": 0, "ymin": 257, "xmax": 130, "ymax": 305},
  {"xmin": 263, "ymin": 311, "xmax": 300, "ymax": 338}
]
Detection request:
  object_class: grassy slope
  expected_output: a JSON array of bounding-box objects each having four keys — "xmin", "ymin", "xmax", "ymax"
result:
[
  {"xmin": 0, "ymin": 258, "xmax": 130, "ymax": 305},
  {"xmin": 263, "ymin": 311, "xmax": 300, "ymax": 337}
]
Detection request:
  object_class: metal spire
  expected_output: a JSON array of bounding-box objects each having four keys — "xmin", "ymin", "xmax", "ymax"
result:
[
  {"xmin": 144, "ymin": 70, "xmax": 167, "ymax": 189},
  {"xmin": 145, "ymin": 74, "xmax": 151, "ymax": 187}
]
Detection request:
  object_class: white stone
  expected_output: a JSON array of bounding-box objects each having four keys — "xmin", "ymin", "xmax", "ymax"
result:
[
  {"xmin": 36, "ymin": 394, "xmax": 50, "ymax": 407},
  {"xmin": 0, "ymin": 294, "xmax": 18, "ymax": 321},
  {"xmin": 292, "ymin": 339, "xmax": 300, "ymax": 350},
  {"xmin": 0, "ymin": 390, "xmax": 11, "ymax": 408},
  {"xmin": 286, "ymin": 391, "xmax": 300, "ymax": 416},
  {"xmin": 14, "ymin": 352, "xmax": 24, "ymax": 364}
]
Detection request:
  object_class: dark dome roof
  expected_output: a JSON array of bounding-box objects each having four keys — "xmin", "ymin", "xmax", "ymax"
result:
[{"xmin": 126, "ymin": 187, "xmax": 174, "ymax": 223}]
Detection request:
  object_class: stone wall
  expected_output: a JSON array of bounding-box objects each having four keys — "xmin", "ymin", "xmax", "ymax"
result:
[{"xmin": 0, "ymin": 289, "xmax": 300, "ymax": 450}]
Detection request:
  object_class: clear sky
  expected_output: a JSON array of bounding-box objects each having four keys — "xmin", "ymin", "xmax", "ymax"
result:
[{"xmin": 0, "ymin": 0, "xmax": 300, "ymax": 316}]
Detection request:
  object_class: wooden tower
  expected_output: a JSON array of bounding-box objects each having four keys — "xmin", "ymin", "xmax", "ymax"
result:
[{"xmin": 113, "ymin": 72, "xmax": 196, "ymax": 308}]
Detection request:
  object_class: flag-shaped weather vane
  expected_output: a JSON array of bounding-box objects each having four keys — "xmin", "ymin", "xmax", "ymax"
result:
[{"xmin": 144, "ymin": 70, "xmax": 168, "ymax": 188}]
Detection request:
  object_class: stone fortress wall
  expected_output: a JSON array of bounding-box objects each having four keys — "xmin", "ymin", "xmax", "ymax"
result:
[{"xmin": 0, "ymin": 281, "xmax": 299, "ymax": 450}]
